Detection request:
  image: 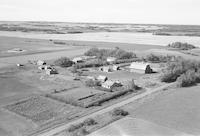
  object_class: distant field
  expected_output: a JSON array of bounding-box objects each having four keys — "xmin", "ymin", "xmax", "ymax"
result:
[{"xmin": 125, "ymin": 85, "xmax": 200, "ymax": 135}]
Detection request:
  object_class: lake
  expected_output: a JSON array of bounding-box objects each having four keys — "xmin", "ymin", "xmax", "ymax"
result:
[{"xmin": 0, "ymin": 31, "xmax": 200, "ymax": 47}]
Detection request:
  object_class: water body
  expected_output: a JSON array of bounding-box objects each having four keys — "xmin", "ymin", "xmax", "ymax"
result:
[{"xmin": 0, "ymin": 31, "xmax": 200, "ymax": 47}]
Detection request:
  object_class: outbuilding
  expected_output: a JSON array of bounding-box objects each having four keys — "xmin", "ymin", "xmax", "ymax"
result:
[
  {"xmin": 106, "ymin": 57, "xmax": 117, "ymax": 63},
  {"xmin": 72, "ymin": 57, "xmax": 83, "ymax": 63},
  {"xmin": 113, "ymin": 65, "xmax": 120, "ymax": 71},
  {"xmin": 37, "ymin": 60, "xmax": 46, "ymax": 66},
  {"xmin": 102, "ymin": 80, "xmax": 122, "ymax": 89},
  {"xmin": 46, "ymin": 69, "xmax": 57, "ymax": 75},
  {"xmin": 38, "ymin": 65, "xmax": 45, "ymax": 70},
  {"xmin": 100, "ymin": 66, "xmax": 112, "ymax": 72},
  {"xmin": 97, "ymin": 75, "xmax": 108, "ymax": 83}
]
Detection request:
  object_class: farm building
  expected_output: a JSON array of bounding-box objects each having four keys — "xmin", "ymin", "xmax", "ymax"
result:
[
  {"xmin": 46, "ymin": 69, "xmax": 57, "ymax": 75},
  {"xmin": 38, "ymin": 65, "xmax": 45, "ymax": 70},
  {"xmin": 97, "ymin": 75, "xmax": 108, "ymax": 83},
  {"xmin": 100, "ymin": 66, "xmax": 112, "ymax": 72},
  {"xmin": 102, "ymin": 80, "xmax": 122, "ymax": 89},
  {"xmin": 107, "ymin": 57, "xmax": 117, "ymax": 63},
  {"xmin": 72, "ymin": 57, "xmax": 83, "ymax": 63},
  {"xmin": 16, "ymin": 63, "xmax": 24, "ymax": 67},
  {"xmin": 81, "ymin": 56, "xmax": 96, "ymax": 60},
  {"xmin": 37, "ymin": 60, "xmax": 46, "ymax": 66},
  {"xmin": 129, "ymin": 62, "xmax": 150, "ymax": 70},
  {"xmin": 44, "ymin": 65, "xmax": 53, "ymax": 70},
  {"xmin": 113, "ymin": 65, "xmax": 120, "ymax": 70}
]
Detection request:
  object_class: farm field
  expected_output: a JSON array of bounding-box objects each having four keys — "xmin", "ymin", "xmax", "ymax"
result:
[
  {"xmin": 1, "ymin": 31, "xmax": 200, "ymax": 46},
  {"xmin": 88, "ymin": 117, "xmax": 191, "ymax": 136},
  {"xmin": 1, "ymin": 22, "xmax": 200, "ymax": 136},
  {"xmin": 124, "ymin": 85, "xmax": 200, "ymax": 135}
]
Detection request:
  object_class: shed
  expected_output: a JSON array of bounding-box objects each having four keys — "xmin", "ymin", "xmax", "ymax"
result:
[
  {"xmin": 37, "ymin": 60, "xmax": 46, "ymax": 66},
  {"xmin": 113, "ymin": 65, "xmax": 120, "ymax": 71},
  {"xmin": 107, "ymin": 57, "xmax": 117, "ymax": 63},
  {"xmin": 17, "ymin": 64, "xmax": 24, "ymax": 67},
  {"xmin": 100, "ymin": 67, "xmax": 112, "ymax": 72},
  {"xmin": 72, "ymin": 57, "xmax": 83, "ymax": 63},
  {"xmin": 38, "ymin": 65, "xmax": 45, "ymax": 70},
  {"xmin": 44, "ymin": 65, "xmax": 52, "ymax": 70},
  {"xmin": 129, "ymin": 62, "xmax": 151, "ymax": 71},
  {"xmin": 97, "ymin": 75, "xmax": 108, "ymax": 83},
  {"xmin": 46, "ymin": 69, "xmax": 57, "ymax": 75},
  {"xmin": 102, "ymin": 80, "xmax": 122, "ymax": 89}
]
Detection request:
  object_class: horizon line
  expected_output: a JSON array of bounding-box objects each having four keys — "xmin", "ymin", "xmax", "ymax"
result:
[{"xmin": 0, "ymin": 20, "xmax": 200, "ymax": 26}]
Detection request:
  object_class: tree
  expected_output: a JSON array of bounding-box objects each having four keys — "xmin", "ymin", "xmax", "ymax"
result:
[
  {"xmin": 54, "ymin": 57, "xmax": 73, "ymax": 67},
  {"xmin": 127, "ymin": 79, "xmax": 138, "ymax": 91},
  {"xmin": 145, "ymin": 65, "xmax": 153, "ymax": 74}
]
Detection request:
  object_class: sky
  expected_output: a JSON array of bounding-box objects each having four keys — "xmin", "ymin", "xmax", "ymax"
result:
[{"xmin": 0, "ymin": 0, "xmax": 200, "ymax": 25}]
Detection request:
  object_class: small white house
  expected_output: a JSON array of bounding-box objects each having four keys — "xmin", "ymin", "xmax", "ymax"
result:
[
  {"xmin": 72, "ymin": 57, "xmax": 83, "ymax": 63},
  {"xmin": 37, "ymin": 60, "xmax": 46, "ymax": 66},
  {"xmin": 46, "ymin": 69, "xmax": 57, "ymax": 75},
  {"xmin": 97, "ymin": 75, "xmax": 108, "ymax": 83},
  {"xmin": 107, "ymin": 57, "xmax": 117, "ymax": 63},
  {"xmin": 113, "ymin": 65, "xmax": 120, "ymax": 71},
  {"xmin": 100, "ymin": 67, "xmax": 112, "ymax": 72},
  {"xmin": 44, "ymin": 65, "xmax": 52, "ymax": 70},
  {"xmin": 102, "ymin": 80, "xmax": 122, "ymax": 89},
  {"xmin": 16, "ymin": 63, "xmax": 24, "ymax": 67}
]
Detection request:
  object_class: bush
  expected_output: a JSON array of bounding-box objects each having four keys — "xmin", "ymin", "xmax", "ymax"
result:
[
  {"xmin": 168, "ymin": 42, "xmax": 196, "ymax": 50},
  {"xmin": 68, "ymin": 124, "xmax": 83, "ymax": 132},
  {"xmin": 177, "ymin": 70, "xmax": 200, "ymax": 87},
  {"xmin": 78, "ymin": 128, "xmax": 89, "ymax": 135},
  {"xmin": 161, "ymin": 57, "xmax": 200, "ymax": 86},
  {"xmin": 111, "ymin": 108, "xmax": 129, "ymax": 117},
  {"xmin": 54, "ymin": 57, "xmax": 73, "ymax": 67},
  {"xmin": 144, "ymin": 54, "xmax": 175, "ymax": 63},
  {"xmin": 145, "ymin": 65, "xmax": 153, "ymax": 74},
  {"xmin": 85, "ymin": 79, "xmax": 101, "ymax": 87},
  {"xmin": 74, "ymin": 59, "xmax": 108, "ymax": 69},
  {"xmin": 83, "ymin": 118, "xmax": 97, "ymax": 126},
  {"xmin": 126, "ymin": 79, "xmax": 139, "ymax": 91}
]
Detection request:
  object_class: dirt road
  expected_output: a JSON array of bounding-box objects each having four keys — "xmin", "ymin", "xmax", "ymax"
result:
[{"xmin": 30, "ymin": 83, "xmax": 174, "ymax": 136}]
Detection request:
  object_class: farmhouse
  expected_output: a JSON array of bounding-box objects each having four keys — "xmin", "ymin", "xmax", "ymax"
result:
[
  {"xmin": 37, "ymin": 60, "xmax": 46, "ymax": 66},
  {"xmin": 72, "ymin": 57, "xmax": 83, "ymax": 63},
  {"xmin": 102, "ymin": 80, "xmax": 122, "ymax": 89},
  {"xmin": 100, "ymin": 66, "xmax": 112, "ymax": 72},
  {"xmin": 107, "ymin": 57, "xmax": 117, "ymax": 63},
  {"xmin": 46, "ymin": 69, "xmax": 57, "ymax": 75},
  {"xmin": 97, "ymin": 75, "xmax": 108, "ymax": 83}
]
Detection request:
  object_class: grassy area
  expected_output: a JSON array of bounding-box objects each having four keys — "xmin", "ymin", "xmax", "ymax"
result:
[{"xmin": 124, "ymin": 85, "xmax": 200, "ymax": 135}]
